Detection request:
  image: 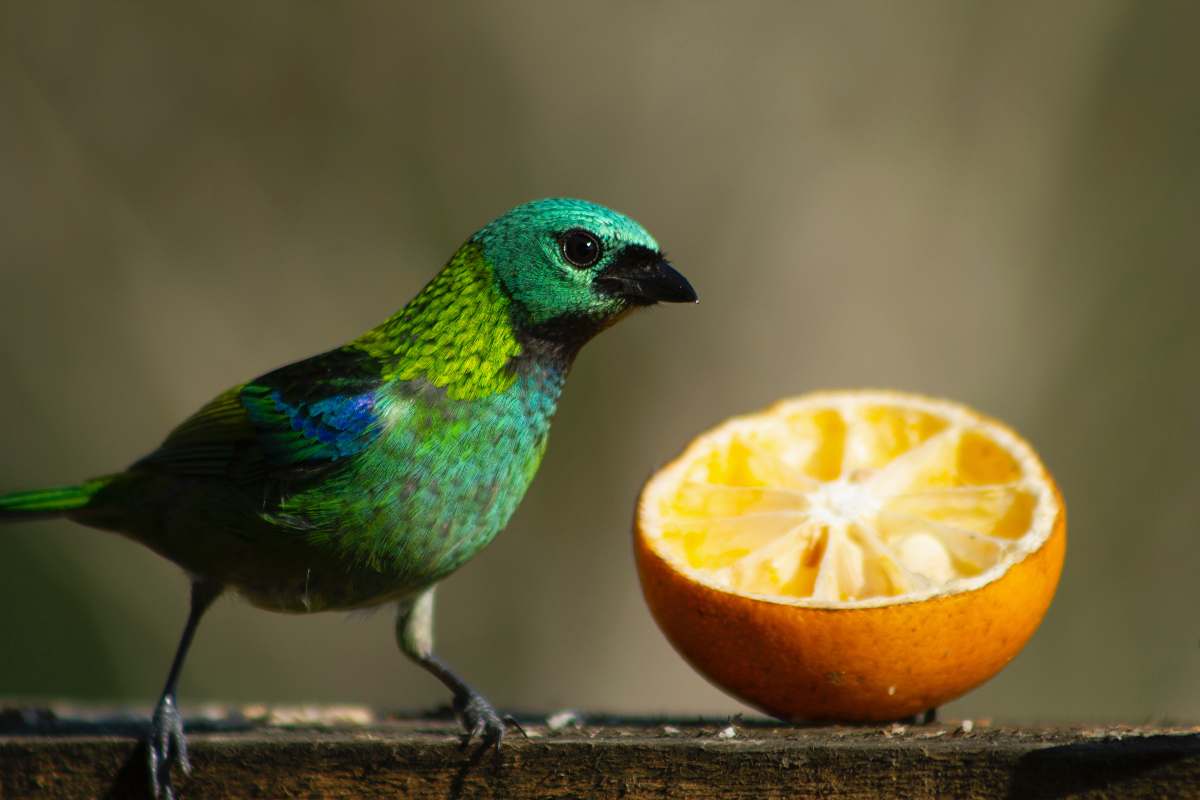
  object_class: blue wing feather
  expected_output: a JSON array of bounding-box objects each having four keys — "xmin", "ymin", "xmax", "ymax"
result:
[{"xmin": 242, "ymin": 385, "xmax": 377, "ymax": 461}]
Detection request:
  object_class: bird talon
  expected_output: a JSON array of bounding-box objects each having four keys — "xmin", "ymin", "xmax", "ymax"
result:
[
  {"xmin": 147, "ymin": 696, "xmax": 190, "ymax": 798},
  {"xmin": 502, "ymin": 714, "xmax": 529, "ymax": 740},
  {"xmin": 450, "ymin": 689, "xmax": 507, "ymax": 752}
]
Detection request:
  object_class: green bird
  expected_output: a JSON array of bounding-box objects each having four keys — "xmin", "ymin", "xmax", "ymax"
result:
[{"xmin": 0, "ymin": 198, "xmax": 696, "ymax": 798}]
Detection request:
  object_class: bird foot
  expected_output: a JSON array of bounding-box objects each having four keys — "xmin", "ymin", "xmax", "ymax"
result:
[
  {"xmin": 452, "ymin": 691, "xmax": 519, "ymax": 751},
  {"xmin": 147, "ymin": 695, "xmax": 190, "ymax": 799}
]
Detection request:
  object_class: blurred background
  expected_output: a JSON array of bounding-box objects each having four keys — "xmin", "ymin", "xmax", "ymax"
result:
[{"xmin": 1, "ymin": 1, "xmax": 1197, "ymax": 723}]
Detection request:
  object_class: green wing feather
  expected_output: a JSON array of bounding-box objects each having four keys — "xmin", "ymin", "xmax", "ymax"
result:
[{"xmin": 136, "ymin": 347, "xmax": 385, "ymax": 482}]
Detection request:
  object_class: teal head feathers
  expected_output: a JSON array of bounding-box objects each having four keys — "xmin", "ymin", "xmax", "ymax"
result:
[{"xmin": 475, "ymin": 197, "xmax": 696, "ymax": 331}]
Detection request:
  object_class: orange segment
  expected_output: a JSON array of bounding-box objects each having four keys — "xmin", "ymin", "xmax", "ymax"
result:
[{"xmin": 635, "ymin": 390, "xmax": 1065, "ymax": 721}]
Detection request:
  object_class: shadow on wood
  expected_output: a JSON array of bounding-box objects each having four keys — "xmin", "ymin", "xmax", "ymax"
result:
[{"xmin": 1007, "ymin": 734, "xmax": 1200, "ymax": 800}]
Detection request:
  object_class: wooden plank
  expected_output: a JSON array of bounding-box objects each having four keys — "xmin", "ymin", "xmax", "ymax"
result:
[{"xmin": 1, "ymin": 706, "xmax": 1198, "ymax": 799}]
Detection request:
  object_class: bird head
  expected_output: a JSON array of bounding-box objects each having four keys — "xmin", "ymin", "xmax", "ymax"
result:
[{"xmin": 473, "ymin": 198, "xmax": 697, "ymax": 344}]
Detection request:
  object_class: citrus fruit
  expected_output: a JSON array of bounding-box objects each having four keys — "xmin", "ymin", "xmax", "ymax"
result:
[{"xmin": 634, "ymin": 390, "xmax": 1065, "ymax": 721}]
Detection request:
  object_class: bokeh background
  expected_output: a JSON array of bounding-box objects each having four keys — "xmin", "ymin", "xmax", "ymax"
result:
[{"xmin": 1, "ymin": 1, "xmax": 1197, "ymax": 723}]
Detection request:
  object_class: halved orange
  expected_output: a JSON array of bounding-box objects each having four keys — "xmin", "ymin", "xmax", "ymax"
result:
[{"xmin": 635, "ymin": 390, "xmax": 1065, "ymax": 721}]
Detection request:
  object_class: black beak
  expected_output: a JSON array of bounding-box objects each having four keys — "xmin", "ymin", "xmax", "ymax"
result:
[{"xmin": 594, "ymin": 245, "xmax": 698, "ymax": 305}]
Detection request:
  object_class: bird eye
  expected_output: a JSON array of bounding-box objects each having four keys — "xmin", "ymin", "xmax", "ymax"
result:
[{"xmin": 560, "ymin": 229, "xmax": 602, "ymax": 269}]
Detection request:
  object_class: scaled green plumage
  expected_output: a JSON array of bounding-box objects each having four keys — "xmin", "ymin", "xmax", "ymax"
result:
[
  {"xmin": 0, "ymin": 197, "xmax": 696, "ymax": 798},
  {"xmin": 353, "ymin": 243, "xmax": 522, "ymax": 399}
]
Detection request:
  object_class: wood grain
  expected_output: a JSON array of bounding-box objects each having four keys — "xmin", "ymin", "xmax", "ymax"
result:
[{"xmin": 1, "ymin": 706, "xmax": 1198, "ymax": 799}]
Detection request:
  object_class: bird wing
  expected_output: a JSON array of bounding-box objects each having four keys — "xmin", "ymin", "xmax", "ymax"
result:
[{"xmin": 136, "ymin": 346, "xmax": 385, "ymax": 483}]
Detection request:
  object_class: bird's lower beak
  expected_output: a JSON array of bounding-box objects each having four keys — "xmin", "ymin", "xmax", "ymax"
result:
[{"xmin": 594, "ymin": 247, "xmax": 698, "ymax": 305}]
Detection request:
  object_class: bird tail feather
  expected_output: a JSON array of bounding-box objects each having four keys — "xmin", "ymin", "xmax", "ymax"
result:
[{"xmin": 0, "ymin": 478, "xmax": 109, "ymax": 522}]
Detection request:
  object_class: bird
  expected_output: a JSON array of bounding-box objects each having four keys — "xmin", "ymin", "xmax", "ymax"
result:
[{"xmin": 0, "ymin": 198, "xmax": 696, "ymax": 798}]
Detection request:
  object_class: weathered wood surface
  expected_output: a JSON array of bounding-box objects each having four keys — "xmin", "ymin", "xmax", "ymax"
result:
[{"xmin": 1, "ymin": 705, "xmax": 1198, "ymax": 799}]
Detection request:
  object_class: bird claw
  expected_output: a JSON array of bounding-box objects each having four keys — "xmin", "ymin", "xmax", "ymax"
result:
[
  {"xmin": 453, "ymin": 691, "xmax": 510, "ymax": 752},
  {"xmin": 502, "ymin": 714, "xmax": 529, "ymax": 740},
  {"xmin": 147, "ymin": 696, "xmax": 190, "ymax": 799}
]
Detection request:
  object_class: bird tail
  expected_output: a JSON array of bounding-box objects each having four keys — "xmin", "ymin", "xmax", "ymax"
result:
[{"xmin": 0, "ymin": 478, "xmax": 110, "ymax": 523}]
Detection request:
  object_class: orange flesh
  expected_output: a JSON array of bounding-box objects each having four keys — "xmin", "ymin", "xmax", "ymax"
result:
[{"xmin": 649, "ymin": 402, "xmax": 1044, "ymax": 603}]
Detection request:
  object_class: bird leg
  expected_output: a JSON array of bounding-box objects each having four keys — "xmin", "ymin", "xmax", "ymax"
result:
[
  {"xmin": 396, "ymin": 588, "xmax": 513, "ymax": 749},
  {"xmin": 148, "ymin": 580, "xmax": 221, "ymax": 800}
]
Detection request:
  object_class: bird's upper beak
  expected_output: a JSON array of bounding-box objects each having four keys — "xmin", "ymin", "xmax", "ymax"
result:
[{"xmin": 594, "ymin": 245, "xmax": 698, "ymax": 305}]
